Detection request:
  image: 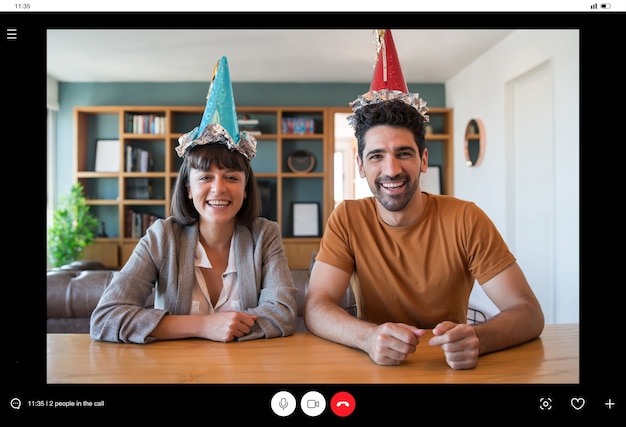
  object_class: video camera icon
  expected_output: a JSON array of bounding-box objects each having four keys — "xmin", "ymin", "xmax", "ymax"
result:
[
  {"xmin": 306, "ymin": 399, "xmax": 320, "ymax": 408},
  {"xmin": 300, "ymin": 391, "xmax": 326, "ymax": 417}
]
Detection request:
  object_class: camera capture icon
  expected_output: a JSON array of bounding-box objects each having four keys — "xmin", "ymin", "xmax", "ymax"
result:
[{"xmin": 539, "ymin": 397, "xmax": 553, "ymax": 411}]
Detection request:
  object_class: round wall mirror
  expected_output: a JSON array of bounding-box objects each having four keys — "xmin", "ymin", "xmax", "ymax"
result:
[{"xmin": 464, "ymin": 118, "xmax": 486, "ymax": 167}]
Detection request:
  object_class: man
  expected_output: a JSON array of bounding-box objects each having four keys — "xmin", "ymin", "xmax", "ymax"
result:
[{"xmin": 303, "ymin": 29, "xmax": 544, "ymax": 370}]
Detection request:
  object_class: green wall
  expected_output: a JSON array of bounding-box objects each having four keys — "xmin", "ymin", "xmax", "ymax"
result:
[{"xmin": 55, "ymin": 82, "xmax": 445, "ymax": 203}]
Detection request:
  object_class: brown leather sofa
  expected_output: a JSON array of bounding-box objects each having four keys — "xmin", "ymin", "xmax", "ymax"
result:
[
  {"xmin": 47, "ymin": 261, "xmax": 120, "ymax": 333},
  {"xmin": 46, "ymin": 260, "xmax": 355, "ymax": 334}
]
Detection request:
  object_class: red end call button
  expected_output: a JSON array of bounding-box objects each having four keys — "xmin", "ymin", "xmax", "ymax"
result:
[{"xmin": 330, "ymin": 391, "xmax": 356, "ymax": 417}]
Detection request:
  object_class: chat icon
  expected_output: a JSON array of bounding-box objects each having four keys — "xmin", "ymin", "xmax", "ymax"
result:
[{"xmin": 10, "ymin": 397, "xmax": 22, "ymax": 410}]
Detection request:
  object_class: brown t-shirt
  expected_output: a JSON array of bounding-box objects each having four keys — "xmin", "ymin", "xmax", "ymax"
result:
[{"xmin": 316, "ymin": 194, "xmax": 515, "ymax": 327}]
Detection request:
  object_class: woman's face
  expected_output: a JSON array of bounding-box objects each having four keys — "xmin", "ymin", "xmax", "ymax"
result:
[{"xmin": 187, "ymin": 163, "xmax": 247, "ymax": 226}]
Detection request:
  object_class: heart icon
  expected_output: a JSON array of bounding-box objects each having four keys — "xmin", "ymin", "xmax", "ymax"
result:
[{"xmin": 570, "ymin": 397, "xmax": 585, "ymax": 411}]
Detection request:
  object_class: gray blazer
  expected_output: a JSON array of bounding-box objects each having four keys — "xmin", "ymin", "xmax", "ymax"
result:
[{"xmin": 90, "ymin": 216, "xmax": 297, "ymax": 344}]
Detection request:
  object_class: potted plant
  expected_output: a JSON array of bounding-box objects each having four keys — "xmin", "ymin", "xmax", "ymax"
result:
[{"xmin": 47, "ymin": 182, "xmax": 99, "ymax": 268}]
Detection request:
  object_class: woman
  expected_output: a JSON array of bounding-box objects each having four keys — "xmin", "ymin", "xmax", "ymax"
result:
[{"xmin": 90, "ymin": 56, "xmax": 297, "ymax": 344}]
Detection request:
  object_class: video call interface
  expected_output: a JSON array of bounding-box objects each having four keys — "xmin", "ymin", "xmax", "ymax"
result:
[{"xmin": 4, "ymin": 4, "xmax": 619, "ymax": 422}]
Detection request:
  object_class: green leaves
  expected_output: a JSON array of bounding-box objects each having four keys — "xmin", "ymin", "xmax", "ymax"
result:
[{"xmin": 47, "ymin": 182, "xmax": 99, "ymax": 267}]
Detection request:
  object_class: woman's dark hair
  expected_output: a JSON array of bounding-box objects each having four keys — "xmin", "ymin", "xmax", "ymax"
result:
[
  {"xmin": 353, "ymin": 99, "xmax": 427, "ymax": 160},
  {"xmin": 171, "ymin": 143, "xmax": 261, "ymax": 226}
]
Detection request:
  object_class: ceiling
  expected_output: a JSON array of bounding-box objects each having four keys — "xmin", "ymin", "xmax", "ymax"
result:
[{"xmin": 47, "ymin": 29, "xmax": 514, "ymax": 83}]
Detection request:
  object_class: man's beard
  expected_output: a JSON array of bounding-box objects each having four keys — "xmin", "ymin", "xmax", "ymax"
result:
[{"xmin": 370, "ymin": 173, "xmax": 418, "ymax": 212}]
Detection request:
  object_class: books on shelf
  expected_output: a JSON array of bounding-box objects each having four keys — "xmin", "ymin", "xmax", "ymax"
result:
[
  {"xmin": 238, "ymin": 117, "xmax": 262, "ymax": 135},
  {"xmin": 126, "ymin": 178, "xmax": 151, "ymax": 200},
  {"xmin": 95, "ymin": 139, "xmax": 120, "ymax": 172},
  {"xmin": 125, "ymin": 208, "xmax": 161, "ymax": 238},
  {"xmin": 282, "ymin": 117, "xmax": 315, "ymax": 134},
  {"xmin": 125, "ymin": 113, "xmax": 166, "ymax": 134},
  {"xmin": 139, "ymin": 149, "xmax": 150, "ymax": 172},
  {"xmin": 125, "ymin": 146, "xmax": 153, "ymax": 172},
  {"xmin": 237, "ymin": 118, "xmax": 259, "ymax": 125}
]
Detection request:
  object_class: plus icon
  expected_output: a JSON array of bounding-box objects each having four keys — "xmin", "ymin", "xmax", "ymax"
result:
[{"xmin": 604, "ymin": 399, "xmax": 616, "ymax": 410}]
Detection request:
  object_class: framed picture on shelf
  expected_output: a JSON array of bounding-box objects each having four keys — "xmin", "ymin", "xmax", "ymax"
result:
[
  {"xmin": 95, "ymin": 139, "xmax": 120, "ymax": 172},
  {"xmin": 292, "ymin": 202, "xmax": 320, "ymax": 237},
  {"xmin": 420, "ymin": 165, "xmax": 442, "ymax": 195}
]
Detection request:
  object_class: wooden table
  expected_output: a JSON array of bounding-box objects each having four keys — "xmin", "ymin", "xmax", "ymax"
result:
[{"xmin": 47, "ymin": 323, "xmax": 578, "ymax": 384}]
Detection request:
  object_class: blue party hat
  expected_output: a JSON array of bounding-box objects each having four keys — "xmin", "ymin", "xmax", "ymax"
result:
[{"xmin": 176, "ymin": 56, "xmax": 257, "ymax": 159}]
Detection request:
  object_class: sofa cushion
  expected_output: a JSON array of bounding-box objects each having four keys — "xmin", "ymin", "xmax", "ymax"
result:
[
  {"xmin": 47, "ymin": 270, "xmax": 116, "ymax": 318},
  {"xmin": 58, "ymin": 260, "xmax": 106, "ymax": 271}
]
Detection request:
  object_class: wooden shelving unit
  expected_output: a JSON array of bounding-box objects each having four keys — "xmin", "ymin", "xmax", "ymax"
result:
[
  {"xmin": 75, "ymin": 105, "xmax": 334, "ymax": 269},
  {"xmin": 425, "ymin": 107, "xmax": 454, "ymax": 196}
]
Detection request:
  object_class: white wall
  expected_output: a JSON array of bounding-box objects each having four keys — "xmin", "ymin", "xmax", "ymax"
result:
[
  {"xmin": 446, "ymin": 30, "xmax": 579, "ymax": 323},
  {"xmin": 47, "ymin": 75, "xmax": 59, "ymax": 110}
]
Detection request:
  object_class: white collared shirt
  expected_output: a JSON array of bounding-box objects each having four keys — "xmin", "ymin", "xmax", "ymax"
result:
[{"xmin": 190, "ymin": 232, "xmax": 240, "ymax": 314}]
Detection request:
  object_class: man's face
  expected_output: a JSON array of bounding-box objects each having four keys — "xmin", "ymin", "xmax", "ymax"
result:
[{"xmin": 356, "ymin": 125, "xmax": 427, "ymax": 212}]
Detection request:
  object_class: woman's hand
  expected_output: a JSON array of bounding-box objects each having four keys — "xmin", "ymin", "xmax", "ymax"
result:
[{"xmin": 200, "ymin": 311, "xmax": 258, "ymax": 342}]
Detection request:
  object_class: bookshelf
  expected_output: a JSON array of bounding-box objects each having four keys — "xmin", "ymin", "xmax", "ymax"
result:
[
  {"xmin": 423, "ymin": 107, "xmax": 454, "ymax": 196},
  {"xmin": 74, "ymin": 105, "xmax": 334, "ymax": 269}
]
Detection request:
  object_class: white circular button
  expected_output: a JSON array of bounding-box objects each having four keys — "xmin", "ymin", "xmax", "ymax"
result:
[
  {"xmin": 270, "ymin": 390, "xmax": 296, "ymax": 417},
  {"xmin": 300, "ymin": 390, "xmax": 326, "ymax": 417}
]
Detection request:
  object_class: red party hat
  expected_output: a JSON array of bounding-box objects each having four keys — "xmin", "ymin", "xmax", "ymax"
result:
[
  {"xmin": 369, "ymin": 29, "xmax": 408, "ymax": 93},
  {"xmin": 348, "ymin": 29, "xmax": 429, "ymax": 129}
]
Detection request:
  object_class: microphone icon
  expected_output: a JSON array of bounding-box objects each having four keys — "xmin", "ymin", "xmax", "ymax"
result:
[
  {"xmin": 279, "ymin": 397, "xmax": 288, "ymax": 409},
  {"xmin": 271, "ymin": 391, "xmax": 295, "ymax": 417}
]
